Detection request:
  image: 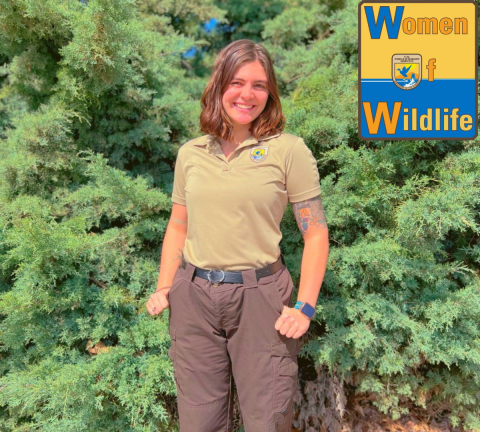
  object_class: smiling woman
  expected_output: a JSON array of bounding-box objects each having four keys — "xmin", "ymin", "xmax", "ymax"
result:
[
  {"xmin": 147, "ymin": 39, "xmax": 328, "ymax": 432},
  {"xmin": 222, "ymin": 61, "xmax": 269, "ymax": 124},
  {"xmin": 199, "ymin": 39, "xmax": 285, "ymax": 148}
]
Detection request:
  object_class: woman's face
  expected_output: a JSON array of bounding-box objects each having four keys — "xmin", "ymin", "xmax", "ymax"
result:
[{"xmin": 222, "ymin": 60, "xmax": 270, "ymax": 132}]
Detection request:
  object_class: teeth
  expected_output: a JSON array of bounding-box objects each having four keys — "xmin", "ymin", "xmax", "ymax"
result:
[{"xmin": 235, "ymin": 103, "xmax": 253, "ymax": 109}]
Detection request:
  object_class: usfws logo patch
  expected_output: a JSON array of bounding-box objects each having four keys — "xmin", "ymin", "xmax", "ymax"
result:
[
  {"xmin": 392, "ymin": 54, "xmax": 422, "ymax": 90},
  {"xmin": 250, "ymin": 146, "xmax": 269, "ymax": 163}
]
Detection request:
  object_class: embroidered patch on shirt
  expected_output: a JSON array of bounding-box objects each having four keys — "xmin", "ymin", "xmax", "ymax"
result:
[{"xmin": 250, "ymin": 146, "xmax": 269, "ymax": 163}]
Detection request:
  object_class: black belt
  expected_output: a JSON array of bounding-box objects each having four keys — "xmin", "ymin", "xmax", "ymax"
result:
[{"xmin": 181, "ymin": 255, "xmax": 285, "ymax": 284}]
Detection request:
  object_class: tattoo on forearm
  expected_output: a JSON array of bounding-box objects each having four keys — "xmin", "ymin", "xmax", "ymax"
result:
[
  {"xmin": 292, "ymin": 195, "xmax": 327, "ymax": 235},
  {"xmin": 173, "ymin": 217, "xmax": 186, "ymax": 225}
]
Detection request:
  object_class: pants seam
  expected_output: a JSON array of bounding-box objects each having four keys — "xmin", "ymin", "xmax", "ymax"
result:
[
  {"xmin": 226, "ymin": 368, "xmax": 232, "ymax": 431},
  {"xmin": 178, "ymin": 393, "xmax": 228, "ymax": 409}
]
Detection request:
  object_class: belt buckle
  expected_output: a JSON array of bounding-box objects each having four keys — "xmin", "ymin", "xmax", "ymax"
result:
[{"xmin": 207, "ymin": 268, "xmax": 225, "ymax": 284}]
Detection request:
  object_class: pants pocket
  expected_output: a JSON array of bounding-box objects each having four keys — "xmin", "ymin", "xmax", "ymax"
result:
[
  {"xmin": 167, "ymin": 265, "xmax": 183, "ymax": 298},
  {"xmin": 271, "ymin": 339, "xmax": 299, "ymax": 414},
  {"xmin": 168, "ymin": 329, "xmax": 184, "ymax": 395},
  {"xmin": 271, "ymin": 266, "xmax": 295, "ymax": 315}
]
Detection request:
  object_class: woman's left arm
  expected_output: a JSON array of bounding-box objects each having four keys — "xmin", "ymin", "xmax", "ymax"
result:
[
  {"xmin": 275, "ymin": 194, "xmax": 329, "ymax": 338},
  {"xmin": 292, "ymin": 194, "xmax": 329, "ymax": 309}
]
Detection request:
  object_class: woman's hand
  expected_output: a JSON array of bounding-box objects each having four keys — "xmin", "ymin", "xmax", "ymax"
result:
[
  {"xmin": 146, "ymin": 288, "xmax": 171, "ymax": 316},
  {"xmin": 274, "ymin": 306, "xmax": 311, "ymax": 339}
]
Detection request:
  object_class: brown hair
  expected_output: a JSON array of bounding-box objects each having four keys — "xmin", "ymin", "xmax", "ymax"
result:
[{"xmin": 199, "ymin": 39, "xmax": 286, "ymax": 143}]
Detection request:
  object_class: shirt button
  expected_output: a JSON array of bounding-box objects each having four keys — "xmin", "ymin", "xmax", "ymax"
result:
[{"xmin": 223, "ymin": 166, "xmax": 230, "ymax": 171}]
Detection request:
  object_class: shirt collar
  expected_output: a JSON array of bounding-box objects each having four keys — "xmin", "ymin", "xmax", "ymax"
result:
[{"xmin": 194, "ymin": 132, "xmax": 282, "ymax": 155}]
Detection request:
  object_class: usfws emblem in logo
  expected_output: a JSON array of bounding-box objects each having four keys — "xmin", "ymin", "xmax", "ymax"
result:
[
  {"xmin": 250, "ymin": 146, "xmax": 269, "ymax": 163},
  {"xmin": 392, "ymin": 54, "xmax": 422, "ymax": 90}
]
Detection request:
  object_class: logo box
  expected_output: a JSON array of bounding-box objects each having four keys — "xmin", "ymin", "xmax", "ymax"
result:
[{"xmin": 358, "ymin": 1, "xmax": 478, "ymax": 140}]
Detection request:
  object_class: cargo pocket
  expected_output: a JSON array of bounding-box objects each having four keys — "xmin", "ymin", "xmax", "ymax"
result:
[
  {"xmin": 271, "ymin": 338, "xmax": 299, "ymax": 414},
  {"xmin": 168, "ymin": 329, "xmax": 184, "ymax": 395}
]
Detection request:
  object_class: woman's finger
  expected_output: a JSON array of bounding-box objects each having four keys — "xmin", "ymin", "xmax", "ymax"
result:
[
  {"xmin": 146, "ymin": 298, "xmax": 156, "ymax": 315},
  {"xmin": 285, "ymin": 320, "xmax": 299, "ymax": 338},
  {"xmin": 275, "ymin": 314, "xmax": 292, "ymax": 333},
  {"xmin": 148, "ymin": 291, "xmax": 171, "ymax": 315},
  {"xmin": 156, "ymin": 291, "xmax": 170, "ymax": 311}
]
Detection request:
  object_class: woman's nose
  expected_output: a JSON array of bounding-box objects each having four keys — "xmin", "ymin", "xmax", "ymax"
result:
[{"xmin": 240, "ymin": 84, "xmax": 254, "ymax": 99}]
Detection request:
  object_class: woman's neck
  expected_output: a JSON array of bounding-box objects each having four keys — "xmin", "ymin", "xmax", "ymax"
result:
[{"xmin": 220, "ymin": 127, "xmax": 252, "ymax": 146}]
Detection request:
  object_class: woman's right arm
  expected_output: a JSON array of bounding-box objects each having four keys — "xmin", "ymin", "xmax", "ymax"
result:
[{"xmin": 146, "ymin": 203, "xmax": 188, "ymax": 316}]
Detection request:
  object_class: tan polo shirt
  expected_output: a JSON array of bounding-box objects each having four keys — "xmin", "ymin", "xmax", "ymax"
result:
[{"xmin": 171, "ymin": 132, "xmax": 321, "ymax": 270}]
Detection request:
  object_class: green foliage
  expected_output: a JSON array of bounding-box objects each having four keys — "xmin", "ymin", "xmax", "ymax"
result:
[
  {"xmin": 0, "ymin": 0, "xmax": 197, "ymax": 430},
  {"xmin": 262, "ymin": 0, "xmax": 345, "ymax": 49},
  {"xmin": 279, "ymin": 0, "xmax": 480, "ymax": 428},
  {"xmin": 0, "ymin": 0, "xmax": 479, "ymax": 430}
]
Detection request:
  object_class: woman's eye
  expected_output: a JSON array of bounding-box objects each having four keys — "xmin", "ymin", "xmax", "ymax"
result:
[{"xmin": 231, "ymin": 82, "xmax": 266, "ymax": 88}]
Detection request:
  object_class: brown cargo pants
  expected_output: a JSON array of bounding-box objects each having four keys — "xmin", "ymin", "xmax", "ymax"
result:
[{"xmin": 167, "ymin": 256, "xmax": 301, "ymax": 432}]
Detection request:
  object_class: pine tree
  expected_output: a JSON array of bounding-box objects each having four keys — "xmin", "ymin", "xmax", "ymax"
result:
[
  {"xmin": 0, "ymin": 0, "xmax": 479, "ymax": 430},
  {"xmin": 0, "ymin": 0, "xmax": 217, "ymax": 430},
  {"xmin": 276, "ymin": 1, "xmax": 480, "ymax": 429}
]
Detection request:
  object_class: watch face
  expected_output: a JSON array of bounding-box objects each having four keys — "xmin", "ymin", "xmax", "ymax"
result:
[{"xmin": 301, "ymin": 302, "xmax": 315, "ymax": 318}]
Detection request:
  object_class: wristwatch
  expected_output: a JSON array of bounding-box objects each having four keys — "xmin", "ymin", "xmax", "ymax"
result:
[{"xmin": 294, "ymin": 301, "xmax": 315, "ymax": 320}]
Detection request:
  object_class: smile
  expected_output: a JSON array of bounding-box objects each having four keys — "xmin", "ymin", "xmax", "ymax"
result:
[{"xmin": 234, "ymin": 103, "xmax": 255, "ymax": 111}]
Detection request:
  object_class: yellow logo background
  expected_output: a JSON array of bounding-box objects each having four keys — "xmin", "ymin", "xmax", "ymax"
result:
[{"xmin": 360, "ymin": 3, "xmax": 475, "ymax": 79}]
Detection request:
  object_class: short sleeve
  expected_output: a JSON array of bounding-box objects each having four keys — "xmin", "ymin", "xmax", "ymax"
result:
[
  {"xmin": 285, "ymin": 138, "xmax": 321, "ymax": 203},
  {"xmin": 171, "ymin": 146, "xmax": 186, "ymax": 205}
]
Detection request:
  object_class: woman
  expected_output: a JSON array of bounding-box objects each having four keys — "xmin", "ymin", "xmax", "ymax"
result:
[{"xmin": 146, "ymin": 39, "xmax": 329, "ymax": 432}]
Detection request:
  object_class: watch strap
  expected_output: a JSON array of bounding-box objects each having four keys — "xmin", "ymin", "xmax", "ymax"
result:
[{"xmin": 294, "ymin": 301, "xmax": 315, "ymax": 319}]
